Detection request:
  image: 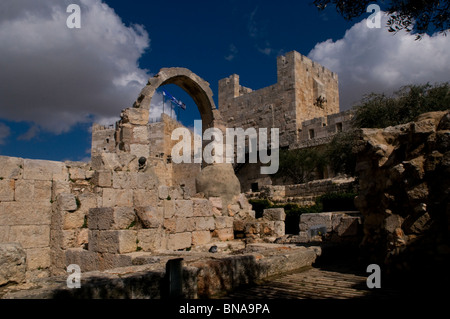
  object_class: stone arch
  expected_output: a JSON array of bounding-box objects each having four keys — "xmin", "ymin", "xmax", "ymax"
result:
[
  {"xmin": 127, "ymin": 67, "xmax": 240, "ymax": 203},
  {"xmin": 132, "ymin": 67, "xmax": 223, "ymax": 129}
]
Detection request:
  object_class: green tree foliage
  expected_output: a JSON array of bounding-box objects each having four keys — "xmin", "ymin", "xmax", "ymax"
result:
[
  {"xmin": 313, "ymin": 0, "xmax": 450, "ymax": 39},
  {"xmin": 276, "ymin": 147, "xmax": 327, "ymax": 184},
  {"xmin": 326, "ymin": 131, "xmax": 358, "ymax": 176},
  {"xmin": 276, "ymin": 83, "xmax": 449, "ymax": 179},
  {"xmin": 352, "ymin": 83, "xmax": 450, "ymax": 129}
]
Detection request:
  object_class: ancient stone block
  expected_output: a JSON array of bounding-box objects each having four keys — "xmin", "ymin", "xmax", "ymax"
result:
[
  {"xmin": 209, "ymin": 197, "xmax": 223, "ymax": 210},
  {"xmin": 137, "ymin": 228, "xmax": 162, "ymax": 251},
  {"xmin": 23, "ymin": 159, "xmax": 67, "ymax": 181},
  {"xmin": 102, "ymin": 188, "xmax": 134, "ymax": 207},
  {"xmin": 169, "ymin": 187, "xmax": 183, "ymax": 200},
  {"xmin": 122, "ymin": 108, "xmax": 149, "ymax": 125},
  {"xmin": 130, "ymin": 144, "xmax": 150, "ymax": 158},
  {"xmin": 68, "ymin": 166, "xmax": 86, "ymax": 181},
  {"xmin": 8, "ymin": 225, "xmax": 50, "ymax": 249},
  {"xmin": 214, "ymin": 228, "xmax": 234, "ymax": 241},
  {"xmin": 273, "ymin": 221, "xmax": 285, "ymax": 237},
  {"xmin": 172, "ymin": 217, "xmax": 186, "ymax": 233},
  {"xmin": 214, "ymin": 216, "xmax": 234, "ymax": 229},
  {"xmin": 25, "ymin": 247, "xmax": 51, "ymax": 270},
  {"xmin": 0, "ymin": 243, "xmax": 27, "ymax": 286},
  {"xmin": 299, "ymin": 212, "xmax": 333, "ymax": 232},
  {"xmin": 113, "ymin": 171, "xmax": 137, "ymax": 189},
  {"xmin": 65, "ymin": 248, "xmax": 100, "ymax": 272},
  {"xmin": 34, "ymin": 180, "xmax": 52, "ymax": 205},
  {"xmin": 0, "ymin": 202, "xmax": 51, "ymax": 226},
  {"xmin": 0, "ymin": 226, "xmax": 9, "ymax": 242},
  {"xmin": 61, "ymin": 229, "xmax": 77, "ymax": 249},
  {"xmin": 163, "ymin": 218, "xmax": 176, "ymax": 233},
  {"xmin": 263, "ymin": 208, "xmax": 286, "ymax": 221},
  {"xmin": 63, "ymin": 210, "xmax": 86, "ymax": 230},
  {"xmin": 163, "ymin": 199, "xmax": 175, "ymax": 218},
  {"xmin": 77, "ymin": 228, "xmax": 89, "ymax": 247},
  {"xmin": 92, "ymin": 170, "xmax": 112, "ymax": 187},
  {"xmin": 0, "ymin": 156, "xmax": 23, "ymax": 179},
  {"xmin": 192, "ymin": 231, "xmax": 211, "ymax": 245},
  {"xmin": 14, "ymin": 179, "xmax": 34, "ymax": 202},
  {"xmin": 100, "ymin": 153, "xmax": 122, "ymax": 171},
  {"xmin": 89, "ymin": 230, "xmax": 137, "ymax": 254},
  {"xmin": 195, "ymin": 164, "xmax": 241, "ymax": 205},
  {"xmin": 174, "ymin": 200, "xmax": 193, "ymax": 217},
  {"xmin": 192, "ymin": 217, "xmax": 215, "ymax": 231},
  {"xmin": 0, "ymin": 179, "xmax": 14, "ymax": 201},
  {"xmin": 158, "ymin": 185, "xmax": 169, "ymax": 200},
  {"xmin": 133, "ymin": 189, "xmax": 158, "ymax": 207},
  {"xmin": 76, "ymin": 193, "xmax": 98, "ymax": 214},
  {"xmin": 192, "ymin": 198, "xmax": 213, "ymax": 217},
  {"xmin": 228, "ymin": 204, "xmax": 240, "ymax": 217},
  {"xmin": 135, "ymin": 206, "xmax": 163, "ymax": 228},
  {"xmin": 132, "ymin": 126, "xmax": 149, "ymax": 143},
  {"xmin": 136, "ymin": 171, "xmax": 159, "ymax": 189},
  {"xmin": 57, "ymin": 193, "xmax": 78, "ymax": 212},
  {"xmin": 99, "ymin": 253, "xmax": 132, "ymax": 271},
  {"xmin": 88, "ymin": 207, "xmax": 136, "ymax": 231},
  {"xmin": 167, "ymin": 232, "xmax": 192, "ymax": 250},
  {"xmin": 51, "ymin": 180, "xmax": 71, "ymax": 201}
]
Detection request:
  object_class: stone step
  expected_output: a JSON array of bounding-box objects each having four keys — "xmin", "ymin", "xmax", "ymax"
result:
[{"xmin": 2, "ymin": 244, "xmax": 321, "ymax": 299}]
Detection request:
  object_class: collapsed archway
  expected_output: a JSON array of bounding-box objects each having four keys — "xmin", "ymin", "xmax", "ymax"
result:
[
  {"xmin": 132, "ymin": 68, "xmax": 223, "ymax": 130},
  {"xmin": 129, "ymin": 68, "xmax": 240, "ymax": 203}
]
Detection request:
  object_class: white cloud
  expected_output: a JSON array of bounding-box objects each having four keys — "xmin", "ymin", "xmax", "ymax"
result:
[
  {"xmin": 308, "ymin": 13, "xmax": 450, "ymax": 109},
  {"xmin": 257, "ymin": 41, "xmax": 273, "ymax": 56},
  {"xmin": 247, "ymin": 7, "xmax": 259, "ymax": 39},
  {"xmin": 0, "ymin": 0, "xmax": 150, "ymax": 135},
  {"xmin": 0, "ymin": 123, "xmax": 11, "ymax": 145},
  {"xmin": 17, "ymin": 125, "xmax": 40, "ymax": 141},
  {"xmin": 225, "ymin": 44, "xmax": 238, "ymax": 61},
  {"xmin": 149, "ymin": 91, "xmax": 178, "ymax": 122}
]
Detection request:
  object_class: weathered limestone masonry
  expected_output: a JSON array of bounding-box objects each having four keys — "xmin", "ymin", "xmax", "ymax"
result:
[
  {"xmin": 92, "ymin": 113, "xmax": 200, "ymax": 196},
  {"xmin": 219, "ymin": 51, "xmax": 352, "ymax": 191},
  {"xmin": 1, "ymin": 68, "xmax": 268, "ymax": 286},
  {"xmin": 219, "ymin": 50, "xmax": 340, "ymax": 148},
  {"xmin": 0, "ymin": 156, "xmax": 72, "ymax": 281},
  {"xmin": 354, "ymin": 111, "xmax": 450, "ymax": 280},
  {"xmin": 248, "ymin": 176, "xmax": 357, "ymax": 205}
]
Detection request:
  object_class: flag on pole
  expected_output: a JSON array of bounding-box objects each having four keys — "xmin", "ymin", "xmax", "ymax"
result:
[{"xmin": 162, "ymin": 89, "xmax": 186, "ymax": 110}]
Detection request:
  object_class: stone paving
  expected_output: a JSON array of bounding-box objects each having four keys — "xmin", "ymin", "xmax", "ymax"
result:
[{"xmin": 225, "ymin": 263, "xmax": 405, "ymax": 299}]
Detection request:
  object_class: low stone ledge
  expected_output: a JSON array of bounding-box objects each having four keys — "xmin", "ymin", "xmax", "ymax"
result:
[{"xmin": 2, "ymin": 244, "xmax": 321, "ymax": 299}]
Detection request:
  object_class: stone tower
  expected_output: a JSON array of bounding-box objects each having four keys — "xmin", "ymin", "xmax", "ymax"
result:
[{"xmin": 218, "ymin": 51, "xmax": 339, "ymax": 148}]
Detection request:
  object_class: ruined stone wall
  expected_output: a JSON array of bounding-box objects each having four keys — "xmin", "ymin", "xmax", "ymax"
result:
[
  {"xmin": 293, "ymin": 110, "xmax": 353, "ymax": 149},
  {"xmin": 0, "ymin": 156, "xmax": 87, "ymax": 280},
  {"xmin": 91, "ymin": 112, "xmax": 201, "ymax": 193},
  {"xmin": 354, "ymin": 110, "xmax": 450, "ymax": 281},
  {"xmin": 247, "ymin": 177, "xmax": 357, "ymax": 205},
  {"xmin": 1, "ymin": 106, "xmax": 260, "ymax": 280},
  {"xmin": 219, "ymin": 51, "xmax": 339, "ymax": 148}
]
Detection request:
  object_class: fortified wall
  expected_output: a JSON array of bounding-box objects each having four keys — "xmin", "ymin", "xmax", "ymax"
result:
[
  {"xmin": 1, "ymin": 54, "xmax": 353, "ymax": 286},
  {"xmin": 0, "ymin": 69, "xmax": 269, "ymax": 283},
  {"xmin": 218, "ymin": 51, "xmax": 352, "ymax": 191},
  {"xmin": 219, "ymin": 51, "xmax": 340, "ymax": 148}
]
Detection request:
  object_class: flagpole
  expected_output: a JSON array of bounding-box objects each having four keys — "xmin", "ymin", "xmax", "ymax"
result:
[{"xmin": 162, "ymin": 93, "xmax": 165, "ymax": 118}]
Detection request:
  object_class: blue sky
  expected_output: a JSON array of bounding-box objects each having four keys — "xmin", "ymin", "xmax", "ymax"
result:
[{"xmin": 0, "ymin": 0, "xmax": 449, "ymax": 162}]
